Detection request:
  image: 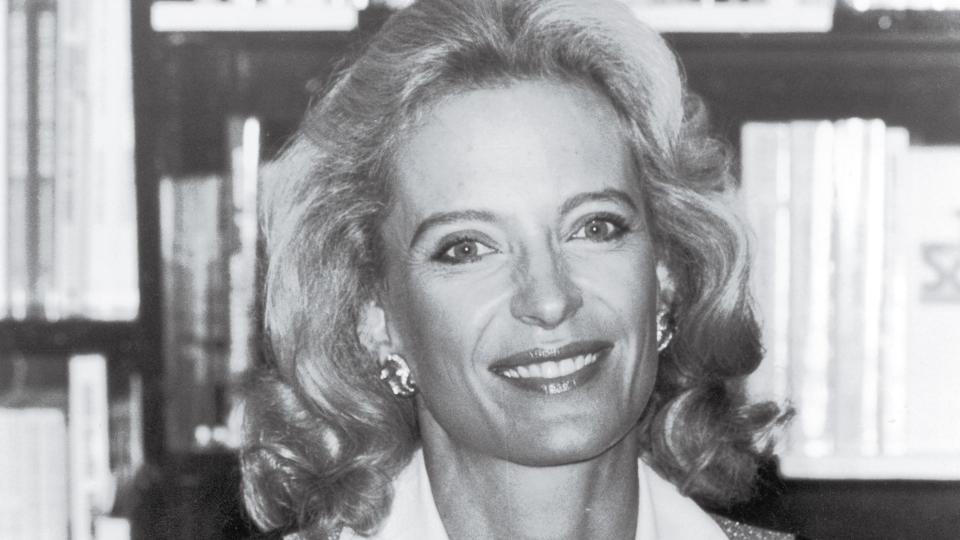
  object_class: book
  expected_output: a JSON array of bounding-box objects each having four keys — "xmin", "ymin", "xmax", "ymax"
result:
[
  {"xmin": 6, "ymin": 0, "xmax": 29, "ymax": 319},
  {"xmin": 68, "ymin": 354, "xmax": 112, "ymax": 540},
  {"xmin": 0, "ymin": 352, "xmax": 144, "ymax": 537},
  {"xmin": 878, "ymin": 127, "xmax": 910, "ymax": 456},
  {"xmin": 740, "ymin": 122, "xmax": 792, "ymax": 405},
  {"xmin": 226, "ymin": 115, "xmax": 261, "ymax": 380},
  {"xmin": 0, "ymin": 407, "xmax": 69, "ymax": 540},
  {"xmin": 79, "ymin": 0, "xmax": 139, "ymax": 321},
  {"xmin": 35, "ymin": 0, "xmax": 57, "ymax": 319},
  {"xmin": 160, "ymin": 174, "xmax": 230, "ymax": 452},
  {"xmin": 0, "ymin": 0, "xmax": 138, "ymax": 321},
  {"xmin": 896, "ymin": 146, "xmax": 960, "ymax": 456},
  {"xmin": 54, "ymin": 0, "xmax": 89, "ymax": 320},
  {"xmin": 0, "ymin": 353, "xmax": 70, "ymax": 540},
  {"xmin": 0, "ymin": 0, "xmax": 8, "ymax": 318},
  {"xmin": 786, "ymin": 120, "xmax": 835, "ymax": 457},
  {"xmin": 740, "ymin": 119, "xmax": 957, "ymax": 478}
]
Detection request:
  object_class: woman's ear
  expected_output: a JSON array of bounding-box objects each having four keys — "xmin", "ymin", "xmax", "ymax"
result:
[
  {"xmin": 656, "ymin": 261, "xmax": 676, "ymax": 309},
  {"xmin": 357, "ymin": 300, "xmax": 393, "ymax": 359}
]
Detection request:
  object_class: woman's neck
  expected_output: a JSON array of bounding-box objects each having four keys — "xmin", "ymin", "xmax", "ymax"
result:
[{"xmin": 420, "ymin": 422, "xmax": 640, "ymax": 540}]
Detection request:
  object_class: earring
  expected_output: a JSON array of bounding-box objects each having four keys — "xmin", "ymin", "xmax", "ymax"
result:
[
  {"xmin": 379, "ymin": 353, "xmax": 417, "ymax": 397},
  {"xmin": 656, "ymin": 310, "xmax": 674, "ymax": 352}
]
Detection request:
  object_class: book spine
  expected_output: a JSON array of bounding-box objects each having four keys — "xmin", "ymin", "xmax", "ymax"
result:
[
  {"xmin": 80, "ymin": 0, "xmax": 102, "ymax": 318},
  {"xmin": 0, "ymin": 0, "xmax": 8, "ymax": 318},
  {"xmin": 6, "ymin": 0, "xmax": 29, "ymax": 319},
  {"xmin": 831, "ymin": 118, "xmax": 868, "ymax": 457},
  {"xmin": 788, "ymin": 120, "xmax": 836, "ymax": 458},
  {"xmin": 83, "ymin": 0, "xmax": 138, "ymax": 320},
  {"xmin": 54, "ymin": 0, "xmax": 84, "ymax": 318},
  {"xmin": 68, "ymin": 354, "xmax": 112, "ymax": 540},
  {"xmin": 858, "ymin": 119, "xmax": 889, "ymax": 457},
  {"xmin": 0, "ymin": 408, "xmax": 69, "ymax": 540},
  {"xmin": 879, "ymin": 126, "xmax": 910, "ymax": 456},
  {"xmin": 161, "ymin": 175, "xmax": 225, "ymax": 451},
  {"xmin": 226, "ymin": 115, "xmax": 261, "ymax": 378},
  {"xmin": 107, "ymin": 372, "xmax": 144, "ymax": 479},
  {"xmin": 35, "ymin": 0, "xmax": 57, "ymax": 319},
  {"xmin": 900, "ymin": 146, "xmax": 960, "ymax": 455},
  {"xmin": 740, "ymin": 122, "xmax": 792, "ymax": 406}
]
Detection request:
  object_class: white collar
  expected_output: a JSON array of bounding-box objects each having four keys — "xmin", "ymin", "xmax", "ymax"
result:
[{"xmin": 341, "ymin": 449, "xmax": 727, "ymax": 540}]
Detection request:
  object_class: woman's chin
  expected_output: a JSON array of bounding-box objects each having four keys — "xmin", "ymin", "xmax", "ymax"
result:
[{"xmin": 495, "ymin": 422, "xmax": 639, "ymax": 468}]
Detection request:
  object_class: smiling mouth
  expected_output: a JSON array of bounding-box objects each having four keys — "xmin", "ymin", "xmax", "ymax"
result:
[
  {"xmin": 498, "ymin": 353, "xmax": 600, "ymax": 379},
  {"xmin": 489, "ymin": 341, "xmax": 613, "ymax": 395}
]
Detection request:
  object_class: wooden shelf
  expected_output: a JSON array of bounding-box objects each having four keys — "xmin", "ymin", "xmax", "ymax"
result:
[
  {"xmin": 664, "ymin": 31, "xmax": 960, "ymax": 143},
  {"xmin": 150, "ymin": 1, "xmax": 360, "ymax": 32},
  {"xmin": 634, "ymin": 4, "xmax": 835, "ymax": 33},
  {"xmin": 0, "ymin": 320, "xmax": 143, "ymax": 356},
  {"xmin": 781, "ymin": 455, "xmax": 960, "ymax": 480}
]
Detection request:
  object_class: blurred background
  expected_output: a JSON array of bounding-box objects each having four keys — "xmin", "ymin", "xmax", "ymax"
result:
[{"xmin": 1, "ymin": 0, "xmax": 959, "ymax": 538}]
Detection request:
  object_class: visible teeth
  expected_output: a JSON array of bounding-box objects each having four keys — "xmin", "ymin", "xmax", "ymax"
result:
[
  {"xmin": 541, "ymin": 361, "xmax": 559, "ymax": 378},
  {"xmin": 574, "ymin": 355, "xmax": 586, "ymax": 370},
  {"xmin": 501, "ymin": 352, "xmax": 599, "ymax": 380}
]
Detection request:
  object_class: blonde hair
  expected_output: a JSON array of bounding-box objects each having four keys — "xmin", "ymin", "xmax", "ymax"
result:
[{"xmin": 241, "ymin": 0, "xmax": 786, "ymax": 536}]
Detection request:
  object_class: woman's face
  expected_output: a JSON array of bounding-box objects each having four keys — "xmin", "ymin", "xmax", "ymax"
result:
[{"xmin": 367, "ymin": 79, "xmax": 663, "ymax": 466}]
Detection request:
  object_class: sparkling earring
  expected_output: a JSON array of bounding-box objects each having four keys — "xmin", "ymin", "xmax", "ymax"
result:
[
  {"xmin": 379, "ymin": 353, "xmax": 417, "ymax": 397},
  {"xmin": 656, "ymin": 310, "xmax": 674, "ymax": 352}
]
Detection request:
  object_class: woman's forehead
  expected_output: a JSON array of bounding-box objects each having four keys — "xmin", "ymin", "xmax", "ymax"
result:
[{"xmin": 389, "ymin": 79, "xmax": 637, "ymax": 217}]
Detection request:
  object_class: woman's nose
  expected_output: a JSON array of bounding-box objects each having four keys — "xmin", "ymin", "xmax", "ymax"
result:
[{"xmin": 509, "ymin": 247, "xmax": 583, "ymax": 329}]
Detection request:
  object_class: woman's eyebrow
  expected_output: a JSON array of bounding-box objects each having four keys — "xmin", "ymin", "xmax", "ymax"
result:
[
  {"xmin": 560, "ymin": 189, "xmax": 639, "ymax": 216},
  {"xmin": 409, "ymin": 209, "xmax": 498, "ymax": 248}
]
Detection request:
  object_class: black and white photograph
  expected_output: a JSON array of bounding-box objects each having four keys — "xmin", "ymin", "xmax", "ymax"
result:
[{"xmin": 1, "ymin": 0, "xmax": 959, "ymax": 538}]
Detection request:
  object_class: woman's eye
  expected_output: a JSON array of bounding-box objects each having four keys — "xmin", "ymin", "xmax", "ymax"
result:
[
  {"xmin": 434, "ymin": 239, "xmax": 496, "ymax": 264},
  {"xmin": 571, "ymin": 217, "xmax": 627, "ymax": 242}
]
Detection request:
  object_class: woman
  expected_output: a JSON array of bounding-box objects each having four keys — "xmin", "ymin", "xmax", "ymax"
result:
[{"xmin": 241, "ymin": 0, "xmax": 791, "ymax": 538}]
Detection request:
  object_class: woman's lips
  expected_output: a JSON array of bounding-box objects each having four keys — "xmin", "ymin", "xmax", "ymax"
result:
[{"xmin": 489, "ymin": 341, "xmax": 613, "ymax": 395}]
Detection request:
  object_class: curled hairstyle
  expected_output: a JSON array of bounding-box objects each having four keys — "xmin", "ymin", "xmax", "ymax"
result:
[{"xmin": 241, "ymin": 0, "xmax": 786, "ymax": 536}]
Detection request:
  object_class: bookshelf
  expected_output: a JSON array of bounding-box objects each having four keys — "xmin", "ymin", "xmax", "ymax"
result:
[
  {"xmin": 633, "ymin": 4, "xmax": 835, "ymax": 33},
  {"xmin": 668, "ymin": 32, "xmax": 960, "ymax": 144},
  {"xmin": 2, "ymin": 0, "xmax": 151, "ymax": 536},
  {"xmin": 0, "ymin": 0, "xmax": 942, "ymax": 538},
  {"xmin": 149, "ymin": 1, "xmax": 361, "ymax": 32},
  {"xmin": 0, "ymin": 320, "xmax": 141, "ymax": 356}
]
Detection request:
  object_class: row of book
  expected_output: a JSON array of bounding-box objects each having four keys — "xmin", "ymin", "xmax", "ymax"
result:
[
  {"xmin": 0, "ymin": 353, "xmax": 140, "ymax": 540},
  {"xmin": 1, "ymin": 0, "xmax": 139, "ymax": 322},
  {"xmin": 160, "ymin": 116, "xmax": 261, "ymax": 452},
  {"xmin": 149, "ymin": 0, "xmax": 838, "ymax": 33},
  {"xmin": 742, "ymin": 119, "xmax": 960, "ymax": 479}
]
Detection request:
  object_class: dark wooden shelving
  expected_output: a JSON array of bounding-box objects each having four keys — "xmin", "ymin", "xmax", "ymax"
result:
[
  {"xmin": 0, "ymin": 319, "xmax": 143, "ymax": 357},
  {"xmin": 668, "ymin": 31, "xmax": 960, "ymax": 144}
]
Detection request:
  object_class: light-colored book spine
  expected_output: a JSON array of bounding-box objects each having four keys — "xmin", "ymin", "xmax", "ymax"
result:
[
  {"xmin": 6, "ymin": 0, "xmax": 29, "ymax": 319},
  {"xmin": 84, "ymin": 0, "xmax": 138, "ymax": 320},
  {"xmin": 227, "ymin": 115, "xmax": 261, "ymax": 379},
  {"xmin": 68, "ymin": 354, "xmax": 112, "ymax": 540},
  {"xmin": 740, "ymin": 122, "xmax": 792, "ymax": 406},
  {"xmin": 878, "ymin": 127, "xmax": 910, "ymax": 456},
  {"xmin": 830, "ymin": 118, "xmax": 868, "ymax": 457},
  {"xmin": 0, "ymin": 408, "xmax": 69, "ymax": 540},
  {"xmin": 857, "ymin": 119, "xmax": 889, "ymax": 458},
  {"xmin": 788, "ymin": 120, "xmax": 836, "ymax": 458},
  {"xmin": 55, "ymin": 0, "xmax": 88, "ymax": 319},
  {"xmin": 0, "ymin": 0, "xmax": 8, "ymax": 317},
  {"xmin": 899, "ymin": 146, "xmax": 960, "ymax": 456},
  {"xmin": 35, "ymin": 1, "xmax": 58, "ymax": 319}
]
